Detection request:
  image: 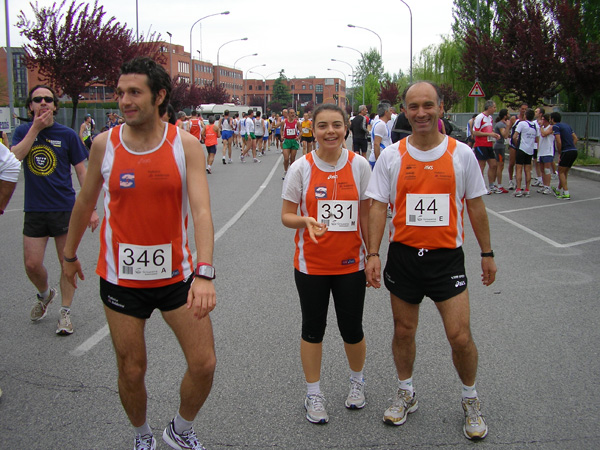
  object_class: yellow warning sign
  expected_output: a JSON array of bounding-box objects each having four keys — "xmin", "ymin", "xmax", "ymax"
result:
[{"xmin": 468, "ymin": 81, "xmax": 485, "ymax": 97}]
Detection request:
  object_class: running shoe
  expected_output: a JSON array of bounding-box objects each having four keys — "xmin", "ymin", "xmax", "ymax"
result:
[
  {"xmin": 222, "ymin": 157, "xmax": 226, "ymax": 165},
  {"xmin": 523, "ymin": 189, "xmax": 530, "ymax": 197},
  {"xmin": 282, "ymin": 172, "xmax": 287, "ymax": 180},
  {"xmin": 495, "ymin": 186, "xmax": 509, "ymax": 194},
  {"xmin": 551, "ymin": 172, "xmax": 558, "ymax": 180},
  {"xmin": 56, "ymin": 308, "xmax": 74, "ymax": 335},
  {"xmin": 542, "ymin": 187, "xmax": 552, "ymax": 195},
  {"xmin": 531, "ymin": 178, "xmax": 541, "ymax": 186},
  {"xmin": 206, "ymin": 167, "xmax": 211, "ymax": 174},
  {"xmin": 134, "ymin": 434, "xmax": 156, "ymax": 450},
  {"xmin": 240, "ymin": 154, "xmax": 245, "ymax": 163},
  {"xmin": 304, "ymin": 393, "xmax": 329, "ymax": 424},
  {"xmin": 383, "ymin": 389, "xmax": 418, "ymax": 426},
  {"xmin": 508, "ymin": 180, "xmax": 515, "ymax": 190},
  {"xmin": 30, "ymin": 288, "xmax": 56, "ymax": 321},
  {"xmin": 514, "ymin": 189, "xmax": 523, "ymax": 197},
  {"xmin": 253, "ymin": 158, "xmax": 261, "ymax": 163},
  {"xmin": 228, "ymin": 159, "xmax": 232, "ymax": 164},
  {"xmin": 558, "ymin": 193, "xmax": 571, "ymax": 200},
  {"xmin": 462, "ymin": 397, "xmax": 488, "ymax": 440},
  {"xmin": 345, "ymin": 377, "xmax": 366, "ymax": 409},
  {"xmin": 551, "ymin": 186, "xmax": 561, "ymax": 198},
  {"xmin": 163, "ymin": 419, "xmax": 206, "ymax": 450}
]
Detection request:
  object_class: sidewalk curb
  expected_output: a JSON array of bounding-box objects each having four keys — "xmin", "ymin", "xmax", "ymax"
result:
[{"xmin": 572, "ymin": 166, "xmax": 600, "ymax": 182}]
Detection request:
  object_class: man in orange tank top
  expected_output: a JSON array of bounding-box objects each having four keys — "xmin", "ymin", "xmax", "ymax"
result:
[
  {"xmin": 62, "ymin": 57, "xmax": 216, "ymax": 450},
  {"xmin": 365, "ymin": 81, "xmax": 497, "ymax": 441}
]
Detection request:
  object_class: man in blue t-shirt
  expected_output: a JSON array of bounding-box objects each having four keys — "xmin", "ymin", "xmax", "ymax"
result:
[
  {"xmin": 11, "ymin": 85, "xmax": 99, "ymax": 335},
  {"xmin": 549, "ymin": 112, "xmax": 578, "ymax": 200}
]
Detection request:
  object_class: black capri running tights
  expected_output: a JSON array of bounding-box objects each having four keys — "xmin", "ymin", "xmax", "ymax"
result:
[{"xmin": 294, "ymin": 269, "xmax": 366, "ymax": 345}]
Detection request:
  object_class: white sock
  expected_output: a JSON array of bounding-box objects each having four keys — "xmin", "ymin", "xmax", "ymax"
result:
[
  {"xmin": 134, "ymin": 422, "xmax": 152, "ymax": 437},
  {"xmin": 398, "ymin": 377, "xmax": 414, "ymax": 396},
  {"xmin": 462, "ymin": 383, "xmax": 478, "ymax": 399},
  {"xmin": 306, "ymin": 381, "xmax": 321, "ymax": 396},
  {"xmin": 350, "ymin": 370, "xmax": 364, "ymax": 382},
  {"xmin": 173, "ymin": 412, "xmax": 194, "ymax": 435},
  {"xmin": 39, "ymin": 288, "xmax": 50, "ymax": 300}
]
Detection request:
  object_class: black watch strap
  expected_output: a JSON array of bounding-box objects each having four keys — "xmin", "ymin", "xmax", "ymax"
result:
[{"xmin": 480, "ymin": 251, "xmax": 494, "ymax": 258}]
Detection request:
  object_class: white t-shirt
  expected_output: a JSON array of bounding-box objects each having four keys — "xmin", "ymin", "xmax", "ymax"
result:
[
  {"xmin": 245, "ymin": 117, "xmax": 255, "ymax": 134},
  {"xmin": 282, "ymin": 148, "xmax": 371, "ymax": 204},
  {"xmin": 369, "ymin": 119, "xmax": 392, "ymax": 162},
  {"xmin": 366, "ymin": 136, "xmax": 487, "ymax": 205},
  {"xmin": 515, "ymin": 120, "xmax": 539, "ymax": 155},
  {"xmin": 0, "ymin": 143, "xmax": 21, "ymax": 183},
  {"xmin": 538, "ymin": 125, "xmax": 555, "ymax": 158}
]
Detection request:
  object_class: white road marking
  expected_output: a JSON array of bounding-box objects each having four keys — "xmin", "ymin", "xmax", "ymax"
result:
[{"xmin": 70, "ymin": 155, "xmax": 283, "ymax": 356}]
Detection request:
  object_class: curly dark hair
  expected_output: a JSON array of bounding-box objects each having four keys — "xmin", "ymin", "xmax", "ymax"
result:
[{"xmin": 120, "ymin": 57, "xmax": 171, "ymax": 117}]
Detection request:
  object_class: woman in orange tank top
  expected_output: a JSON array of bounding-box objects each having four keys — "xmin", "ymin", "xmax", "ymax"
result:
[{"xmin": 281, "ymin": 104, "xmax": 372, "ymax": 424}]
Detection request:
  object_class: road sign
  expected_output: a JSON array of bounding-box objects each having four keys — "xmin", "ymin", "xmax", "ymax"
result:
[{"xmin": 468, "ymin": 81, "xmax": 485, "ymax": 97}]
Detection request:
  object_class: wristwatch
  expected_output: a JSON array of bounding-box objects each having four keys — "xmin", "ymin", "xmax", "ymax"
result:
[
  {"xmin": 480, "ymin": 251, "xmax": 495, "ymax": 258},
  {"xmin": 195, "ymin": 263, "xmax": 216, "ymax": 280}
]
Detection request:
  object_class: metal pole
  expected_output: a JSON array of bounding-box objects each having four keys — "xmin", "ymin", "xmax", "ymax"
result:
[
  {"xmin": 189, "ymin": 12, "xmax": 230, "ymax": 86},
  {"xmin": 4, "ymin": 0, "xmax": 15, "ymax": 129},
  {"xmin": 399, "ymin": 0, "xmax": 413, "ymax": 83},
  {"xmin": 166, "ymin": 31, "xmax": 172, "ymax": 78}
]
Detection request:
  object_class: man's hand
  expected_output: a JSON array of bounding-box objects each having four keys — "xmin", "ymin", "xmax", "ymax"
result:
[
  {"xmin": 63, "ymin": 260, "xmax": 84, "ymax": 288},
  {"xmin": 365, "ymin": 256, "xmax": 381, "ymax": 288},
  {"xmin": 88, "ymin": 210, "xmax": 100, "ymax": 232},
  {"xmin": 481, "ymin": 257, "xmax": 497, "ymax": 286},
  {"xmin": 32, "ymin": 109, "xmax": 54, "ymax": 132},
  {"xmin": 187, "ymin": 277, "xmax": 216, "ymax": 320}
]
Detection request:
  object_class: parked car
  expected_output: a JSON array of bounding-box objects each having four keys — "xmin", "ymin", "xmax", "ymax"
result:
[{"xmin": 447, "ymin": 120, "xmax": 468, "ymax": 143}]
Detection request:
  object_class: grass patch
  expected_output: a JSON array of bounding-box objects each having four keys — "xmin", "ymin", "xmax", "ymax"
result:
[{"xmin": 575, "ymin": 148, "xmax": 600, "ymax": 166}]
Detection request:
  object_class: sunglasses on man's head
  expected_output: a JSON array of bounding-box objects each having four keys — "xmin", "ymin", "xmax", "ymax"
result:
[{"xmin": 32, "ymin": 96, "xmax": 54, "ymax": 104}]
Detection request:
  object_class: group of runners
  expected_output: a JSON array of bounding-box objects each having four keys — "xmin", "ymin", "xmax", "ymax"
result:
[
  {"xmin": 4, "ymin": 50, "xmax": 526, "ymax": 448},
  {"xmin": 470, "ymin": 101, "xmax": 578, "ymax": 199}
]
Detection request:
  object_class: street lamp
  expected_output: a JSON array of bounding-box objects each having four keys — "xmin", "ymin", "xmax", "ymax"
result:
[
  {"xmin": 233, "ymin": 54, "xmax": 258, "ymax": 104},
  {"xmin": 399, "ymin": 0, "xmax": 413, "ymax": 83},
  {"xmin": 331, "ymin": 58, "xmax": 354, "ymax": 109},
  {"xmin": 327, "ymin": 69, "xmax": 346, "ymax": 106},
  {"xmin": 166, "ymin": 31, "xmax": 172, "ymax": 78},
  {"xmin": 245, "ymin": 64, "xmax": 266, "ymax": 105},
  {"xmin": 347, "ymin": 24, "xmax": 382, "ymax": 59},
  {"xmin": 249, "ymin": 70, "xmax": 268, "ymax": 115},
  {"xmin": 190, "ymin": 11, "xmax": 229, "ymax": 85},
  {"xmin": 217, "ymin": 37, "xmax": 248, "ymax": 87},
  {"xmin": 337, "ymin": 45, "xmax": 366, "ymax": 104}
]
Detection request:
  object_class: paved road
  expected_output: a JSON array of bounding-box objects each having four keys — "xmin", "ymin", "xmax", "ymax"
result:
[{"xmin": 1, "ymin": 141, "xmax": 599, "ymax": 449}]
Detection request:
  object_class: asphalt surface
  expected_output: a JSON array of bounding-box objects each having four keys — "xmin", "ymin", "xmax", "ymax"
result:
[{"xmin": 1, "ymin": 139, "xmax": 599, "ymax": 449}]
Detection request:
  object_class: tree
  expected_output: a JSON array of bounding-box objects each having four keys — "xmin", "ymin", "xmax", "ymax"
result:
[
  {"xmin": 460, "ymin": 0, "xmax": 561, "ymax": 108},
  {"xmin": 169, "ymin": 78, "xmax": 189, "ymax": 112},
  {"xmin": 198, "ymin": 83, "xmax": 230, "ymax": 105},
  {"xmin": 355, "ymin": 49, "xmax": 384, "ymax": 88},
  {"xmin": 248, "ymin": 95, "xmax": 264, "ymax": 108},
  {"xmin": 379, "ymin": 80, "xmax": 400, "ymax": 106},
  {"xmin": 271, "ymin": 71, "xmax": 292, "ymax": 108},
  {"xmin": 549, "ymin": 0, "xmax": 600, "ymax": 149},
  {"xmin": 17, "ymin": 0, "xmax": 162, "ymax": 128},
  {"xmin": 439, "ymin": 84, "xmax": 461, "ymax": 112},
  {"xmin": 452, "ymin": 0, "xmax": 497, "ymax": 41}
]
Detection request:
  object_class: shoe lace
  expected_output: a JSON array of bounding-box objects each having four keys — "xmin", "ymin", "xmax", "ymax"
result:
[
  {"xmin": 180, "ymin": 428, "xmax": 206, "ymax": 450},
  {"xmin": 60, "ymin": 309, "xmax": 71, "ymax": 325},
  {"xmin": 307, "ymin": 393, "xmax": 326, "ymax": 412},
  {"xmin": 463, "ymin": 398, "xmax": 483, "ymax": 426},
  {"xmin": 389, "ymin": 388, "xmax": 411, "ymax": 412},
  {"xmin": 134, "ymin": 434, "xmax": 154, "ymax": 450},
  {"xmin": 348, "ymin": 379, "xmax": 364, "ymax": 399}
]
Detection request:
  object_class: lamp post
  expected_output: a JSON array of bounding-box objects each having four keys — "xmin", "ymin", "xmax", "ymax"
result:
[
  {"xmin": 216, "ymin": 37, "xmax": 248, "ymax": 88},
  {"xmin": 196, "ymin": 51, "xmax": 201, "ymax": 85},
  {"xmin": 347, "ymin": 24, "xmax": 382, "ymax": 59},
  {"xmin": 245, "ymin": 64, "xmax": 266, "ymax": 105},
  {"xmin": 399, "ymin": 0, "xmax": 413, "ymax": 83},
  {"xmin": 249, "ymin": 71, "xmax": 268, "ymax": 116},
  {"xmin": 337, "ymin": 45, "xmax": 365, "ymax": 104},
  {"xmin": 190, "ymin": 11, "xmax": 229, "ymax": 85},
  {"xmin": 232, "ymin": 54, "xmax": 257, "ymax": 104},
  {"xmin": 327, "ymin": 69, "xmax": 346, "ymax": 106},
  {"xmin": 166, "ymin": 31, "xmax": 172, "ymax": 78},
  {"xmin": 331, "ymin": 58, "xmax": 354, "ymax": 109}
]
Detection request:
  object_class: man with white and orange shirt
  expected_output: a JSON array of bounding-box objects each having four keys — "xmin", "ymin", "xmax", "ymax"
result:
[
  {"xmin": 473, "ymin": 100, "xmax": 500, "ymax": 194},
  {"xmin": 365, "ymin": 81, "xmax": 496, "ymax": 441},
  {"xmin": 62, "ymin": 57, "xmax": 216, "ymax": 450}
]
